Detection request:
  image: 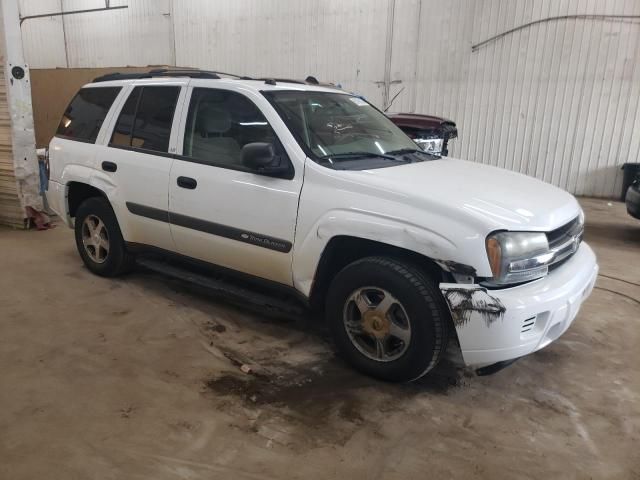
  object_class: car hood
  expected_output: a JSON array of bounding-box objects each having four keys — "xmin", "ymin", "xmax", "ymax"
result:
[
  {"xmin": 358, "ymin": 158, "xmax": 580, "ymax": 232},
  {"xmin": 387, "ymin": 112, "xmax": 455, "ymax": 128}
]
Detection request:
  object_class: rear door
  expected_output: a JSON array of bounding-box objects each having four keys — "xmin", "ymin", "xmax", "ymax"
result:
[
  {"xmin": 99, "ymin": 81, "xmax": 187, "ymax": 251},
  {"xmin": 168, "ymin": 85, "xmax": 303, "ymax": 285}
]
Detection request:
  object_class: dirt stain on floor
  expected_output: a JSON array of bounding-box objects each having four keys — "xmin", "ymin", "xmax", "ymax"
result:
[{"xmin": 205, "ymin": 352, "xmax": 468, "ymax": 417}]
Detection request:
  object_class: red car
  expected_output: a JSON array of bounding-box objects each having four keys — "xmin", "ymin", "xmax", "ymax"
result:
[{"xmin": 387, "ymin": 113, "xmax": 458, "ymax": 157}]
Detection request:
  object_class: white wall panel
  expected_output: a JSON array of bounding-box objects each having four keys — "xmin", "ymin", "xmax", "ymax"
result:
[
  {"xmin": 395, "ymin": 0, "xmax": 640, "ymax": 197},
  {"xmin": 20, "ymin": 0, "xmax": 66, "ymax": 67},
  {"xmin": 62, "ymin": 0, "xmax": 173, "ymax": 67},
  {"xmin": 17, "ymin": 0, "xmax": 640, "ymax": 197},
  {"xmin": 19, "ymin": 0, "xmax": 172, "ymax": 68},
  {"xmin": 173, "ymin": 0, "xmax": 390, "ymax": 106}
]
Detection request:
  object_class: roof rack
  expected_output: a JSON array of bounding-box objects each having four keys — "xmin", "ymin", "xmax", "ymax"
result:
[
  {"xmin": 148, "ymin": 68, "xmax": 221, "ymax": 79},
  {"xmin": 257, "ymin": 77, "xmax": 306, "ymax": 85},
  {"xmin": 169, "ymin": 66, "xmax": 253, "ymax": 80},
  {"xmin": 92, "ymin": 69, "xmax": 220, "ymax": 82},
  {"xmin": 91, "ymin": 69, "xmax": 341, "ymax": 89},
  {"xmin": 92, "ymin": 68, "xmax": 253, "ymax": 83},
  {"xmin": 256, "ymin": 76, "xmax": 342, "ymax": 89},
  {"xmin": 92, "ymin": 72, "xmax": 153, "ymax": 82}
]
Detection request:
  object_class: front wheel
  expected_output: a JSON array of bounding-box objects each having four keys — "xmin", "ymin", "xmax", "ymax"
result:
[{"xmin": 326, "ymin": 256, "xmax": 450, "ymax": 382}]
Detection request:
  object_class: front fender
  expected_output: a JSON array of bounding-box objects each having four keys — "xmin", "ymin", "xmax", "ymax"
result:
[{"xmin": 292, "ymin": 208, "xmax": 485, "ymax": 297}]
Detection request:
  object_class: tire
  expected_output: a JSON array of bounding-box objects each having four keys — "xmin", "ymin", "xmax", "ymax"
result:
[
  {"xmin": 326, "ymin": 256, "xmax": 449, "ymax": 382},
  {"xmin": 74, "ymin": 197, "xmax": 134, "ymax": 277}
]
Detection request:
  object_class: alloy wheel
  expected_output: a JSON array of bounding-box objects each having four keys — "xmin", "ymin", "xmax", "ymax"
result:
[
  {"xmin": 81, "ymin": 214, "xmax": 110, "ymax": 264},
  {"xmin": 343, "ymin": 287, "xmax": 412, "ymax": 362}
]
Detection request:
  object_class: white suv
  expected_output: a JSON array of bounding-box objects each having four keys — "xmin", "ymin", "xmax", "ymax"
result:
[{"xmin": 47, "ymin": 69, "xmax": 598, "ymax": 381}]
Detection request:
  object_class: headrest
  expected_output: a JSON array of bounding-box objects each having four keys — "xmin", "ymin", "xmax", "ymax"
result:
[{"xmin": 198, "ymin": 106, "xmax": 232, "ymax": 135}]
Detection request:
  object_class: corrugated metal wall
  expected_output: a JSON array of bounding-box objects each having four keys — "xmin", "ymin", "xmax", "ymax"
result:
[
  {"xmin": 401, "ymin": 0, "xmax": 640, "ymax": 198},
  {"xmin": 19, "ymin": 0, "xmax": 640, "ymax": 197},
  {"xmin": 20, "ymin": 0, "xmax": 173, "ymax": 68},
  {"xmin": 172, "ymin": 0, "xmax": 391, "ymax": 106}
]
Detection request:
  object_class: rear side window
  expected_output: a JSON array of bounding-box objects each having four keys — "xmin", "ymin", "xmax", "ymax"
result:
[
  {"xmin": 110, "ymin": 87, "xmax": 140, "ymax": 147},
  {"xmin": 110, "ymin": 86, "xmax": 180, "ymax": 153},
  {"xmin": 56, "ymin": 87, "xmax": 121, "ymax": 142}
]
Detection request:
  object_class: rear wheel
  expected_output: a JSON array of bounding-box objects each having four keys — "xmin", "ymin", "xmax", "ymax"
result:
[
  {"xmin": 326, "ymin": 256, "xmax": 449, "ymax": 382},
  {"xmin": 74, "ymin": 197, "xmax": 133, "ymax": 277}
]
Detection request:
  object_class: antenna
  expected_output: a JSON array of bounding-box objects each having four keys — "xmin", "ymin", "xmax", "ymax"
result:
[{"xmin": 384, "ymin": 86, "xmax": 405, "ymax": 112}]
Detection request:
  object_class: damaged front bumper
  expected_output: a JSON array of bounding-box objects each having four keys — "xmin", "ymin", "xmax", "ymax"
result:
[{"xmin": 440, "ymin": 242, "xmax": 598, "ymax": 367}]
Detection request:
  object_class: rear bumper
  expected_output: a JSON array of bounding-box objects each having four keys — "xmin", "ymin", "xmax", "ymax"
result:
[{"xmin": 440, "ymin": 242, "xmax": 598, "ymax": 366}]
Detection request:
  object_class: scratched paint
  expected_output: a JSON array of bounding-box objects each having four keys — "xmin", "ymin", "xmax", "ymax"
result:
[
  {"xmin": 435, "ymin": 259, "xmax": 477, "ymax": 277},
  {"xmin": 442, "ymin": 287, "xmax": 506, "ymax": 328}
]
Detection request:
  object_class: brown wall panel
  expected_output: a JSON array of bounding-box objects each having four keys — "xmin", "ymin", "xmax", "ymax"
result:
[{"xmin": 30, "ymin": 67, "xmax": 154, "ymax": 148}]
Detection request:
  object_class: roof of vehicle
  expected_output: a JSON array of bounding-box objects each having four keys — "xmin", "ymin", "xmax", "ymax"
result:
[{"xmin": 86, "ymin": 69, "xmax": 347, "ymax": 95}]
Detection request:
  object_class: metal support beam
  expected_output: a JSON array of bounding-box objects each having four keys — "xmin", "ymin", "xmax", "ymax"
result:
[
  {"xmin": 1, "ymin": 0, "xmax": 42, "ymax": 223},
  {"xmin": 381, "ymin": 0, "xmax": 396, "ymax": 110},
  {"xmin": 472, "ymin": 14, "xmax": 640, "ymax": 52},
  {"xmin": 19, "ymin": 5, "xmax": 128, "ymax": 25}
]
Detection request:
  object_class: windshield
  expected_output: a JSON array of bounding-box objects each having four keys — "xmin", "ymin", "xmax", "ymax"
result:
[{"xmin": 262, "ymin": 90, "xmax": 436, "ymax": 169}]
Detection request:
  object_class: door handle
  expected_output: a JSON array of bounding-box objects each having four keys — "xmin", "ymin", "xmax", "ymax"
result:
[
  {"xmin": 177, "ymin": 176, "xmax": 197, "ymax": 189},
  {"xmin": 102, "ymin": 161, "xmax": 117, "ymax": 172}
]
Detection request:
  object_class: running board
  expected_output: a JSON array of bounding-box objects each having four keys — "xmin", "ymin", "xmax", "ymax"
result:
[{"xmin": 135, "ymin": 257, "xmax": 307, "ymax": 320}]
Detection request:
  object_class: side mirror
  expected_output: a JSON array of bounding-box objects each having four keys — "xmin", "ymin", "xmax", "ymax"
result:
[
  {"xmin": 241, "ymin": 142, "xmax": 290, "ymax": 177},
  {"xmin": 241, "ymin": 142, "xmax": 275, "ymax": 169}
]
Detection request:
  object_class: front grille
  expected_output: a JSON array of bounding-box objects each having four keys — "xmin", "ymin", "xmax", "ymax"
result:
[
  {"xmin": 546, "ymin": 216, "xmax": 584, "ymax": 269},
  {"xmin": 547, "ymin": 217, "xmax": 580, "ymax": 246},
  {"xmin": 548, "ymin": 255, "xmax": 572, "ymax": 272}
]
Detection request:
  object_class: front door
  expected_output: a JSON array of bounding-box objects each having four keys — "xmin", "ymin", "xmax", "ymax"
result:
[{"xmin": 168, "ymin": 86, "xmax": 302, "ymax": 285}]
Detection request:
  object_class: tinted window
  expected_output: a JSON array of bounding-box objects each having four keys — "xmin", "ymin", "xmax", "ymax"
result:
[
  {"xmin": 110, "ymin": 87, "xmax": 140, "ymax": 147},
  {"xmin": 57, "ymin": 87, "xmax": 121, "ymax": 142},
  {"xmin": 110, "ymin": 86, "xmax": 180, "ymax": 153},
  {"xmin": 182, "ymin": 88, "xmax": 282, "ymax": 168}
]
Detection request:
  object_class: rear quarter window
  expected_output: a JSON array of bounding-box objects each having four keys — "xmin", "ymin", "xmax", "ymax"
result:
[{"xmin": 56, "ymin": 87, "xmax": 121, "ymax": 143}]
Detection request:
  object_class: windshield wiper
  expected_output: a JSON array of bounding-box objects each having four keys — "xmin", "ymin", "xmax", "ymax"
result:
[
  {"xmin": 385, "ymin": 148, "xmax": 439, "ymax": 158},
  {"xmin": 320, "ymin": 151, "xmax": 401, "ymax": 162}
]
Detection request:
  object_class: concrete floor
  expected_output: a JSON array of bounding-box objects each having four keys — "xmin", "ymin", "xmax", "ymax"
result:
[{"xmin": 0, "ymin": 198, "xmax": 638, "ymax": 479}]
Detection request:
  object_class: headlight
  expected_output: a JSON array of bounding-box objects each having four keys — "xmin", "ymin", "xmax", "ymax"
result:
[
  {"xmin": 415, "ymin": 137, "xmax": 444, "ymax": 154},
  {"xmin": 485, "ymin": 232, "xmax": 552, "ymax": 285}
]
